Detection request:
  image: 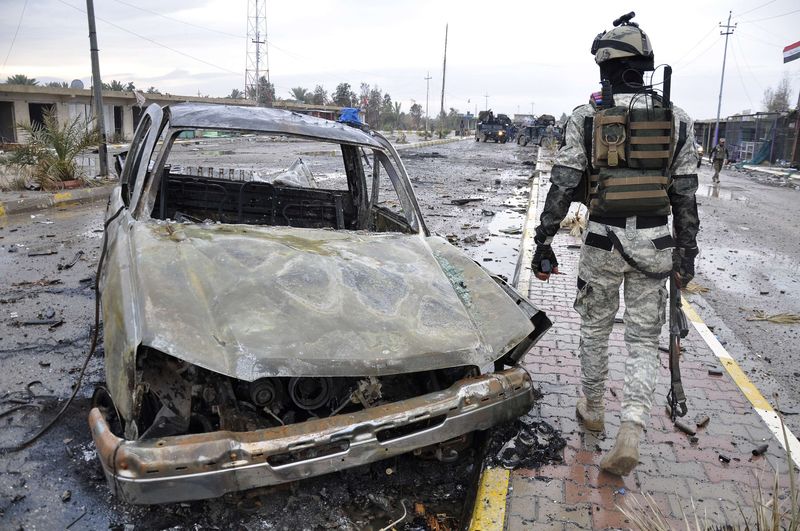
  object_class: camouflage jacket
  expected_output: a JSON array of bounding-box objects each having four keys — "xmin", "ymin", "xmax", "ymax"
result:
[{"xmin": 535, "ymin": 93, "xmax": 700, "ymax": 252}]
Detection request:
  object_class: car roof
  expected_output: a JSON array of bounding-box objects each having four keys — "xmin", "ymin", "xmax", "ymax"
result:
[{"xmin": 167, "ymin": 103, "xmax": 384, "ymax": 149}]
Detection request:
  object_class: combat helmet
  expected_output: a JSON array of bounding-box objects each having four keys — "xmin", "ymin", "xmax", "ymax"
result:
[{"xmin": 591, "ymin": 12, "xmax": 654, "ymax": 68}]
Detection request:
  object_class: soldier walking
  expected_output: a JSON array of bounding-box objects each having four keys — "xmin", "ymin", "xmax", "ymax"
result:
[
  {"xmin": 531, "ymin": 13, "xmax": 699, "ymax": 476},
  {"xmin": 710, "ymin": 138, "xmax": 730, "ymax": 183}
]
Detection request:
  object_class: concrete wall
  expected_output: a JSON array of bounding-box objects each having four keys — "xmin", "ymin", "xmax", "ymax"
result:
[{"xmin": 0, "ymin": 85, "xmax": 349, "ymax": 145}]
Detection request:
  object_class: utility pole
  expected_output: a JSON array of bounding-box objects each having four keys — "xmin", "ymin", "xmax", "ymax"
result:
[
  {"xmin": 713, "ymin": 11, "xmax": 736, "ymax": 147},
  {"xmin": 439, "ymin": 23, "xmax": 448, "ymax": 138},
  {"xmin": 424, "ymin": 72, "xmax": 432, "ymax": 135},
  {"xmin": 85, "ymin": 0, "xmax": 108, "ymax": 177},
  {"xmin": 483, "ymin": 93, "xmax": 489, "ymax": 111},
  {"xmin": 531, "ymin": 102, "xmax": 535, "ymax": 116}
]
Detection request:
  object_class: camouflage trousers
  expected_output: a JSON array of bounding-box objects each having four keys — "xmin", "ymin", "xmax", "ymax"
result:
[{"xmin": 574, "ymin": 219, "xmax": 673, "ymax": 427}]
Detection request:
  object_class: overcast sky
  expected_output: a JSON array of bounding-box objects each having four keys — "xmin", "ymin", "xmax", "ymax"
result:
[{"xmin": 1, "ymin": 0, "xmax": 798, "ymax": 121}]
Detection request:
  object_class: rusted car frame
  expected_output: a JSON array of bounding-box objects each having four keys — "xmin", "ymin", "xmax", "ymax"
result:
[{"xmin": 90, "ymin": 103, "xmax": 550, "ymax": 504}]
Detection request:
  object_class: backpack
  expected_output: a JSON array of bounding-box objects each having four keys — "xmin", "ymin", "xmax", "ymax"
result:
[{"xmin": 575, "ymin": 96, "xmax": 688, "ymax": 217}]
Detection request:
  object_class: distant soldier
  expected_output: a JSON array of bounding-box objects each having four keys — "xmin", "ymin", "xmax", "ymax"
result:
[
  {"xmin": 709, "ymin": 138, "xmax": 730, "ymax": 183},
  {"xmin": 531, "ymin": 13, "xmax": 699, "ymax": 476}
]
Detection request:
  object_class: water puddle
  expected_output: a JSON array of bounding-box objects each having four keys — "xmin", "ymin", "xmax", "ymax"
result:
[
  {"xmin": 698, "ymin": 184, "xmax": 748, "ymax": 202},
  {"xmin": 473, "ymin": 209, "xmax": 526, "ymax": 280}
]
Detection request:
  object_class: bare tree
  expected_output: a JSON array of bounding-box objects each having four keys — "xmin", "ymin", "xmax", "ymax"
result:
[{"xmin": 762, "ymin": 74, "xmax": 792, "ymax": 112}]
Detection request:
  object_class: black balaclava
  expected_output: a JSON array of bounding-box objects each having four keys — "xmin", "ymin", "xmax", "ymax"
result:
[{"xmin": 599, "ymin": 58, "xmax": 653, "ymax": 94}]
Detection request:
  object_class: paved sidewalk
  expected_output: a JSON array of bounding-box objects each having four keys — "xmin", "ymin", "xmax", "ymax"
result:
[{"xmin": 504, "ymin": 163, "xmax": 798, "ymax": 529}]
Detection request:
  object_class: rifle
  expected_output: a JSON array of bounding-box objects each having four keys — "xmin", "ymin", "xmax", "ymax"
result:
[
  {"xmin": 667, "ymin": 272, "xmax": 689, "ymax": 421},
  {"xmin": 661, "ymin": 64, "xmax": 689, "ymax": 421}
]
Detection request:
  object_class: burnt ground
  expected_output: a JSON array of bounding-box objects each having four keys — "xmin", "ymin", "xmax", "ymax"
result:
[{"xmin": 0, "ymin": 139, "xmax": 539, "ymax": 530}]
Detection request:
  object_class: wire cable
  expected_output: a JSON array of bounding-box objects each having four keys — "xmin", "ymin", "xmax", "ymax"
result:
[
  {"xmin": 0, "ymin": 206, "xmax": 124, "ymax": 454},
  {"xmin": 735, "ymin": 0, "xmax": 776, "ymax": 18},
  {"xmin": 2, "ymin": 0, "xmax": 28, "ymax": 71},
  {"xmin": 729, "ymin": 40, "xmax": 755, "ymax": 110},
  {"xmin": 55, "ymin": 0, "xmax": 239, "ymax": 75},
  {"xmin": 739, "ymin": 7, "xmax": 800, "ymax": 23},
  {"xmin": 109, "ymin": 0, "xmax": 242, "ymax": 39},
  {"xmin": 672, "ymin": 24, "xmax": 718, "ymax": 66}
]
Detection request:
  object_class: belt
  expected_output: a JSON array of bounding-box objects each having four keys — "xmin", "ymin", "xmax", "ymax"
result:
[{"xmin": 588, "ymin": 215, "xmax": 667, "ymax": 229}]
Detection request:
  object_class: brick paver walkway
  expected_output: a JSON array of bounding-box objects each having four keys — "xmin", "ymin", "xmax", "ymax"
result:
[{"xmin": 504, "ymin": 167, "xmax": 797, "ymax": 530}]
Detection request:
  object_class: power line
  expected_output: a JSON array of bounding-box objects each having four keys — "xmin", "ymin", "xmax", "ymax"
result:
[
  {"xmin": 2, "ymin": 0, "xmax": 28, "ymax": 72},
  {"xmin": 729, "ymin": 38, "xmax": 754, "ymax": 109},
  {"xmin": 734, "ymin": 0, "xmax": 776, "ymax": 18},
  {"xmin": 676, "ymin": 34, "xmax": 720, "ymax": 69},
  {"xmin": 109, "ymin": 0, "xmax": 241, "ymax": 39},
  {"xmin": 673, "ymin": 23, "xmax": 718, "ymax": 65},
  {"xmin": 55, "ymin": 0, "xmax": 239, "ymax": 75},
  {"xmin": 739, "ymin": 7, "xmax": 800, "ymax": 23}
]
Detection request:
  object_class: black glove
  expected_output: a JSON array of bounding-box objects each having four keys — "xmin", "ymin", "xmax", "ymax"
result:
[
  {"xmin": 532, "ymin": 236, "xmax": 559, "ymax": 281},
  {"xmin": 673, "ymin": 246, "xmax": 698, "ymax": 286}
]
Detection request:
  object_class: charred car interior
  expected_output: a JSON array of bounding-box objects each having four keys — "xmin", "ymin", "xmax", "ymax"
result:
[{"xmin": 90, "ymin": 103, "xmax": 550, "ymax": 504}]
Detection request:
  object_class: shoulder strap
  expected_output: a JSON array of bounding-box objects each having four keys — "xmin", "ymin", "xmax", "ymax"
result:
[
  {"xmin": 670, "ymin": 121, "xmax": 687, "ymax": 171},
  {"xmin": 583, "ymin": 116, "xmax": 593, "ymax": 170}
]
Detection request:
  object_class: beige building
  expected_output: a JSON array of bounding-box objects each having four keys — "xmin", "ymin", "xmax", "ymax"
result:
[{"xmin": 0, "ymin": 84, "xmax": 347, "ymax": 144}]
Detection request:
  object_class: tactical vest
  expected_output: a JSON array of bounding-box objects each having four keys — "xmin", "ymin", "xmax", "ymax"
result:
[{"xmin": 578, "ymin": 101, "xmax": 687, "ymax": 218}]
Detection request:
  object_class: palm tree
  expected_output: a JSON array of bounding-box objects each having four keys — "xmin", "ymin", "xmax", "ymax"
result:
[
  {"xmin": 11, "ymin": 108, "xmax": 100, "ymax": 189},
  {"xmin": 5, "ymin": 74, "xmax": 38, "ymax": 85},
  {"xmin": 46, "ymin": 81, "xmax": 69, "ymax": 88},
  {"xmin": 289, "ymin": 87, "xmax": 310, "ymax": 103},
  {"xmin": 103, "ymin": 80, "xmax": 125, "ymax": 91}
]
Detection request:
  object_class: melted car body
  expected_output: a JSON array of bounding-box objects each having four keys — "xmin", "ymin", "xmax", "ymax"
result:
[{"xmin": 90, "ymin": 103, "xmax": 550, "ymax": 504}]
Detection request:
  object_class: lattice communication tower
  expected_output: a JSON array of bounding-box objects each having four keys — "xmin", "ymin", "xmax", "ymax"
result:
[{"xmin": 245, "ymin": 0, "xmax": 269, "ymax": 104}]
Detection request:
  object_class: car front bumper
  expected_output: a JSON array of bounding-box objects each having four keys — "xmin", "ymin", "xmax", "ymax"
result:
[{"xmin": 89, "ymin": 366, "xmax": 534, "ymax": 504}]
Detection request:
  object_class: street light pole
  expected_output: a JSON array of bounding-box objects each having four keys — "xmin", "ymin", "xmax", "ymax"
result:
[
  {"xmin": 713, "ymin": 11, "xmax": 736, "ymax": 148},
  {"xmin": 86, "ymin": 0, "xmax": 108, "ymax": 177}
]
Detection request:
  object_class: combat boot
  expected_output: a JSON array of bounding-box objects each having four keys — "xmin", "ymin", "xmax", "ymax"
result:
[
  {"xmin": 575, "ymin": 397, "xmax": 605, "ymax": 431},
  {"xmin": 600, "ymin": 421, "xmax": 642, "ymax": 476}
]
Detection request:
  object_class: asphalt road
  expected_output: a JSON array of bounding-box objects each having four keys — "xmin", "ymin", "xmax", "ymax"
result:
[
  {"xmin": 690, "ymin": 163, "xmax": 800, "ymax": 434},
  {"xmin": 0, "ymin": 138, "xmax": 534, "ymax": 530}
]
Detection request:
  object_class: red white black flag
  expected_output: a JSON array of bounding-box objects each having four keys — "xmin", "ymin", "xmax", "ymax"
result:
[{"xmin": 784, "ymin": 41, "xmax": 800, "ymax": 64}]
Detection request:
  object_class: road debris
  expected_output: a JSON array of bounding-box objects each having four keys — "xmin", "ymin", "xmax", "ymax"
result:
[
  {"xmin": 674, "ymin": 418, "xmax": 696, "ymax": 436},
  {"xmin": 745, "ymin": 310, "xmax": 800, "ymax": 324},
  {"xmin": 707, "ymin": 368, "xmax": 724, "ymax": 376},
  {"xmin": 450, "ymin": 198, "xmax": 484, "ymax": 205},
  {"xmin": 58, "ymin": 250, "xmax": 85, "ymax": 270},
  {"xmin": 682, "ymin": 282, "xmax": 710, "ymax": 294},
  {"xmin": 487, "ymin": 416, "xmax": 566, "ymax": 470},
  {"xmin": 751, "ymin": 443, "xmax": 769, "ymax": 456},
  {"xmin": 695, "ymin": 414, "xmax": 710, "ymax": 428}
]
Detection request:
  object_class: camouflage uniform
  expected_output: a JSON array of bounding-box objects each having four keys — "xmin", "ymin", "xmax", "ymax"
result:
[
  {"xmin": 710, "ymin": 141, "xmax": 730, "ymax": 183},
  {"xmin": 535, "ymin": 94, "xmax": 700, "ymax": 427}
]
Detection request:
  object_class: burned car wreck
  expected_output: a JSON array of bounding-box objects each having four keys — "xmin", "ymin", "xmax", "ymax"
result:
[{"xmin": 89, "ymin": 103, "xmax": 551, "ymax": 504}]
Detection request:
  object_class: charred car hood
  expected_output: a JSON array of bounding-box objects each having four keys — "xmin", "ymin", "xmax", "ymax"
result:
[{"xmin": 129, "ymin": 222, "xmax": 534, "ymax": 379}]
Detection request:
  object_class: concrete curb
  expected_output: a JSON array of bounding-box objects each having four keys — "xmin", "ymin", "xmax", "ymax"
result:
[
  {"xmin": 0, "ymin": 184, "xmax": 114, "ymax": 218},
  {"xmin": 395, "ymin": 137, "xmax": 470, "ymax": 151}
]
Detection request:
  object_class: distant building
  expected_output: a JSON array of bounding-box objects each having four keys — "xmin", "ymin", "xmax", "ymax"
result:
[
  {"xmin": 694, "ymin": 110, "xmax": 799, "ymax": 166},
  {"xmin": 0, "ymin": 84, "xmax": 347, "ymax": 144}
]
